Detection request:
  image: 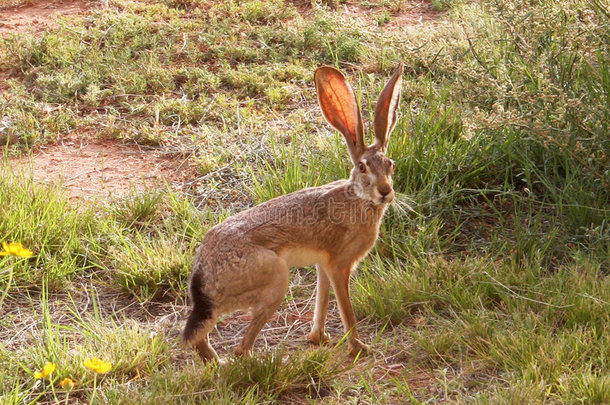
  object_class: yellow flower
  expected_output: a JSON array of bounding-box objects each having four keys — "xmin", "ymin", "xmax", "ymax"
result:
[
  {"xmin": 59, "ymin": 377, "xmax": 77, "ymax": 390},
  {"xmin": 83, "ymin": 357, "xmax": 112, "ymax": 374},
  {"xmin": 0, "ymin": 242, "xmax": 34, "ymax": 258},
  {"xmin": 33, "ymin": 362, "xmax": 56, "ymax": 379}
]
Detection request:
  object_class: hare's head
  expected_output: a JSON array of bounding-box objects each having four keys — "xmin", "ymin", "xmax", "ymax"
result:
[{"xmin": 315, "ymin": 63, "xmax": 404, "ymax": 205}]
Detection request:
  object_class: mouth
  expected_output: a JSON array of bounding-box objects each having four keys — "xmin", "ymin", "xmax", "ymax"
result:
[{"xmin": 378, "ymin": 194, "xmax": 394, "ymax": 204}]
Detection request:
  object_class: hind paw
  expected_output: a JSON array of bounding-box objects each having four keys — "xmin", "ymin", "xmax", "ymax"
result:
[
  {"xmin": 308, "ymin": 329, "xmax": 331, "ymax": 345},
  {"xmin": 348, "ymin": 339, "xmax": 370, "ymax": 357}
]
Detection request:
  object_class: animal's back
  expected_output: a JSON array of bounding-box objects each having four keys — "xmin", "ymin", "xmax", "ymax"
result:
[{"xmin": 198, "ymin": 180, "xmax": 349, "ymax": 256}]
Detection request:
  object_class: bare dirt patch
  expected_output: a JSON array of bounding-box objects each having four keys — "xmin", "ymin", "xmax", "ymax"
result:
[
  {"xmin": 342, "ymin": 0, "xmax": 442, "ymax": 28},
  {"xmin": 0, "ymin": 0, "xmax": 93, "ymax": 36},
  {"xmin": 11, "ymin": 136, "xmax": 194, "ymax": 200},
  {"xmin": 290, "ymin": 0, "xmax": 442, "ymax": 29},
  {"xmin": 0, "ymin": 71, "xmax": 9, "ymax": 92}
]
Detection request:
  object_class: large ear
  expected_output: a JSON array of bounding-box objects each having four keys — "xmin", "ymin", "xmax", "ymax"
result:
[
  {"xmin": 373, "ymin": 63, "xmax": 404, "ymax": 152},
  {"xmin": 314, "ymin": 66, "xmax": 365, "ymax": 164}
]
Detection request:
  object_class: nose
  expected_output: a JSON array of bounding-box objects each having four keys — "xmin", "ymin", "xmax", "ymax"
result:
[{"xmin": 378, "ymin": 184, "xmax": 392, "ymax": 197}]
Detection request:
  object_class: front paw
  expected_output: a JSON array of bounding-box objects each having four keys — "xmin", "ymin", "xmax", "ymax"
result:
[
  {"xmin": 234, "ymin": 346, "xmax": 252, "ymax": 357},
  {"xmin": 348, "ymin": 339, "xmax": 370, "ymax": 357},
  {"xmin": 308, "ymin": 329, "xmax": 331, "ymax": 345}
]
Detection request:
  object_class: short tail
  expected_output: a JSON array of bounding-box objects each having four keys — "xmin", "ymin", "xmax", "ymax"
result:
[{"xmin": 182, "ymin": 272, "xmax": 214, "ymax": 343}]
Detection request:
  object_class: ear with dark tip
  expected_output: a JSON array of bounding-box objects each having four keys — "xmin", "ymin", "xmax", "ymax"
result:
[
  {"xmin": 315, "ymin": 66, "xmax": 366, "ymax": 164},
  {"xmin": 373, "ymin": 62, "xmax": 404, "ymax": 152}
]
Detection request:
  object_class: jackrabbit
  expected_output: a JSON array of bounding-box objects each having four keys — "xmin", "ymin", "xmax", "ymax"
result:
[{"xmin": 183, "ymin": 63, "xmax": 404, "ymax": 362}]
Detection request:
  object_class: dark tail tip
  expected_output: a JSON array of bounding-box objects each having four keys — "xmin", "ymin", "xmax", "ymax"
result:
[{"xmin": 182, "ymin": 272, "xmax": 214, "ymax": 343}]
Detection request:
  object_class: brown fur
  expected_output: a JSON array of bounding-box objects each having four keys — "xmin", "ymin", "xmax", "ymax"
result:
[{"xmin": 183, "ymin": 64, "xmax": 404, "ymax": 362}]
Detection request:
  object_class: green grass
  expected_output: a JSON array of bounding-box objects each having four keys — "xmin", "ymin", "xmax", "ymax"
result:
[{"xmin": 1, "ymin": 0, "xmax": 609, "ymax": 403}]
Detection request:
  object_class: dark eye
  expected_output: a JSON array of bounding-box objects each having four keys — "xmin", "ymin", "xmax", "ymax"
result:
[{"xmin": 358, "ymin": 162, "xmax": 366, "ymax": 173}]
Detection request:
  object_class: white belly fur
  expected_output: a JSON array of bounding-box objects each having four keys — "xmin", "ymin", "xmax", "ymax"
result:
[{"xmin": 279, "ymin": 247, "xmax": 328, "ymax": 268}]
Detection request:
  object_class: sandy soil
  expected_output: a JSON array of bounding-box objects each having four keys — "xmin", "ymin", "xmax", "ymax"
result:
[
  {"xmin": 11, "ymin": 136, "xmax": 193, "ymax": 199},
  {"xmin": 0, "ymin": 0, "xmax": 93, "ymax": 35}
]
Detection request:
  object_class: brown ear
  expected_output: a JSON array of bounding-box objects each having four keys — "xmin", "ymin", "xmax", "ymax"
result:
[
  {"xmin": 315, "ymin": 66, "xmax": 365, "ymax": 164},
  {"xmin": 373, "ymin": 63, "xmax": 404, "ymax": 152}
]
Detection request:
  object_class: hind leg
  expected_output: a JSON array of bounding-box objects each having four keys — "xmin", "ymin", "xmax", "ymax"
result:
[
  {"xmin": 183, "ymin": 269, "xmax": 220, "ymax": 363},
  {"xmin": 235, "ymin": 256, "xmax": 290, "ymax": 356},
  {"xmin": 185, "ymin": 316, "xmax": 220, "ymax": 363},
  {"xmin": 193, "ymin": 323, "xmax": 219, "ymax": 363}
]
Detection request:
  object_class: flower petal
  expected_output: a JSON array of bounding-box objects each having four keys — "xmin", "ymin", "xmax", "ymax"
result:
[{"xmin": 59, "ymin": 377, "xmax": 76, "ymax": 390}]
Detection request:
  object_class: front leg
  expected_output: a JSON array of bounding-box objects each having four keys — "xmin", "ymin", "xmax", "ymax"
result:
[
  {"xmin": 309, "ymin": 265, "xmax": 331, "ymax": 345},
  {"xmin": 328, "ymin": 266, "xmax": 370, "ymax": 356}
]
